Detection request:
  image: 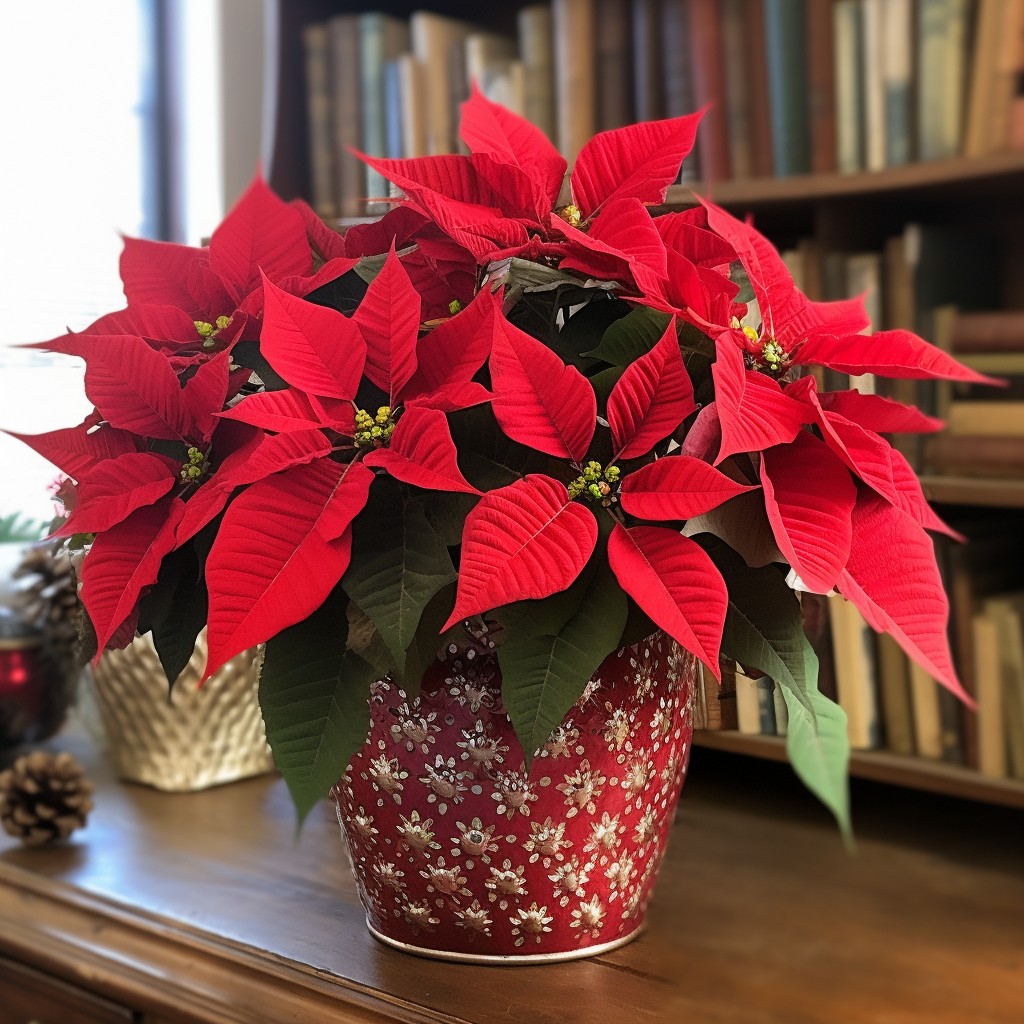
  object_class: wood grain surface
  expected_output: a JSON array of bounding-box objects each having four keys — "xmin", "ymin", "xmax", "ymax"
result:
[{"xmin": 0, "ymin": 731, "xmax": 1021, "ymax": 1023}]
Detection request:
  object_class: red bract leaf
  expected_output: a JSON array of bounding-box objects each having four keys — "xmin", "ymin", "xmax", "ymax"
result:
[
  {"xmin": 712, "ymin": 338, "xmax": 814, "ymax": 463},
  {"xmin": 209, "ymin": 175, "xmax": 310, "ymax": 306},
  {"xmin": 5, "ymin": 422, "xmax": 138, "ymax": 480},
  {"xmin": 488, "ymin": 301, "xmax": 597, "ymax": 462},
  {"xmin": 217, "ymin": 390, "xmax": 354, "ymax": 434},
  {"xmin": 273, "ymin": 256, "xmax": 361, "ymax": 301},
  {"xmin": 619, "ymin": 455, "xmax": 757, "ymax": 520},
  {"xmin": 175, "ymin": 429, "xmax": 333, "ymax": 546},
  {"xmin": 797, "ymin": 328, "xmax": 1000, "ymax": 383},
  {"xmin": 81, "ymin": 497, "xmax": 186, "ymax": 655},
  {"xmin": 571, "ymin": 112, "xmax": 704, "ymax": 218},
  {"xmin": 460, "ymin": 85, "xmax": 567, "ymax": 217},
  {"xmin": 29, "ymin": 305, "xmax": 200, "ymax": 355},
  {"xmin": 56, "ymin": 453, "xmax": 179, "ymax": 537},
  {"xmin": 403, "ymin": 286, "xmax": 494, "ymax": 402},
  {"xmin": 442, "ymin": 475, "xmax": 598, "ymax": 631},
  {"xmin": 406, "ymin": 382, "xmax": 492, "ymax": 413},
  {"xmin": 119, "ymin": 238, "xmax": 229, "ymax": 315},
  {"xmin": 290, "ymin": 197, "xmax": 349, "ymax": 261},
  {"xmin": 839, "ymin": 495, "xmax": 970, "ymax": 704},
  {"xmin": 816, "ymin": 390, "xmax": 944, "ymax": 433},
  {"xmin": 81, "ymin": 334, "xmax": 194, "ymax": 441},
  {"xmin": 352, "ymin": 247, "xmax": 420, "ymax": 402},
  {"xmin": 655, "ymin": 214, "xmax": 737, "ymax": 268},
  {"xmin": 607, "ymin": 523, "xmax": 725, "ymax": 676},
  {"xmin": 607, "ymin": 320, "xmax": 695, "ymax": 459},
  {"xmin": 204, "ymin": 459, "xmax": 373, "ymax": 678},
  {"xmin": 259, "ymin": 275, "xmax": 366, "ymax": 399},
  {"xmin": 761, "ymin": 433, "xmax": 856, "ymax": 594},
  {"xmin": 363, "ymin": 406, "xmax": 479, "ymax": 495},
  {"xmin": 182, "ymin": 349, "xmax": 232, "ymax": 441}
]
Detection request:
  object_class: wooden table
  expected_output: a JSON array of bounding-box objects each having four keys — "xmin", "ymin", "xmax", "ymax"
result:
[{"xmin": 0, "ymin": 733, "xmax": 1021, "ymax": 1023}]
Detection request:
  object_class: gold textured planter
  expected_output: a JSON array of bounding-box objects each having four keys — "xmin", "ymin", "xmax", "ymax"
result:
[{"xmin": 87, "ymin": 629, "xmax": 275, "ymax": 791}]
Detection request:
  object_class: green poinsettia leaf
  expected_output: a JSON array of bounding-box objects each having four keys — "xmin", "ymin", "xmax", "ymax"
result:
[
  {"xmin": 147, "ymin": 539, "xmax": 209, "ymax": 692},
  {"xmin": 581, "ymin": 305, "xmax": 671, "ymax": 366},
  {"xmin": 305, "ymin": 266, "xmax": 369, "ymax": 317},
  {"xmin": 403, "ymin": 581, "xmax": 459, "ymax": 701},
  {"xmin": 715, "ymin": 545, "xmax": 851, "ymax": 837},
  {"xmin": 450, "ymin": 407, "xmax": 548, "ymax": 491},
  {"xmin": 342, "ymin": 483, "xmax": 457, "ymax": 682},
  {"xmin": 259, "ymin": 584, "xmax": 376, "ymax": 826},
  {"xmin": 416, "ymin": 491, "xmax": 477, "ymax": 547},
  {"xmin": 497, "ymin": 552, "xmax": 628, "ymax": 770}
]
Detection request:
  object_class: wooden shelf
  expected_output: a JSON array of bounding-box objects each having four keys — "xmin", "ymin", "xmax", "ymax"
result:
[
  {"xmin": 693, "ymin": 730, "xmax": 1024, "ymax": 809},
  {"xmin": 665, "ymin": 150, "xmax": 1024, "ymax": 208},
  {"xmin": 919, "ymin": 475, "xmax": 1024, "ymax": 509}
]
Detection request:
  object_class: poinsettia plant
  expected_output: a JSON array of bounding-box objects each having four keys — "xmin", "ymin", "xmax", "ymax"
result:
[{"xmin": 8, "ymin": 91, "xmax": 990, "ymax": 833}]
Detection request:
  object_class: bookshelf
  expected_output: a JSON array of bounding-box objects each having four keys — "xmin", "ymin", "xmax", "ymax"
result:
[{"xmin": 261, "ymin": 1, "xmax": 1024, "ymax": 806}]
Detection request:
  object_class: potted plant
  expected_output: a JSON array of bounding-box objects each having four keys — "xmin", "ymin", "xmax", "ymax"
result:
[{"xmin": 7, "ymin": 92, "xmax": 985, "ymax": 961}]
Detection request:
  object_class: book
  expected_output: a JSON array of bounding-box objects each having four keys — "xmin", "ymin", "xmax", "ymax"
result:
[
  {"xmin": 411, "ymin": 11, "xmax": 473, "ymax": 156},
  {"xmin": 881, "ymin": 0, "xmax": 913, "ymax": 165},
  {"xmin": 633, "ymin": 0, "xmax": 665, "ymax": 123},
  {"xmin": 828, "ymin": 596, "xmax": 881, "ymax": 750},
  {"xmin": 395, "ymin": 53, "xmax": 427, "ymax": 160},
  {"xmin": 833, "ymin": 0, "xmax": 865, "ymax": 173},
  {"xmin": 301, "ymin": 23, "xmax": 337, "ymax": 220},
  {"xmin": 595, "ymin": 0, "xmax": 634, "ymax": 130},
  {"xmin": 947, "ymin": 400, "xmax": 1024, "ymax": 436},
  {"xmin": 626, "ymin": 0, "xmax": 659, "ymax": 123},
  {"xmin": 907, "ymin": 661, "xmax": 945, "ymax": 759},
  {"xmin": 746, "ymin": 0, "xmax": 775, "ymax": 178},
  {"xmin": 764, "ymin": 0, "xmax": 810, "ymax": 176},
  {"xmin": 722, "ymin": 0, "xmax": 755, "ymax": 179},
  {"xmin": 973, "ymin": 610, "xmax": 1007, "ymax": 777},
  {"xmin": 518, "ymin": 5, "xmax": 557, "ymax": 139},
  {"xmin": 805, "ymin": 0, "xmax": 837, "ymax": 174},
  {"xmin": 695, "ymin": 661, "xmax": 739, "ymax": 730},
  {"xmin": 949, "ymin": 310, "xmax": 1024, "ymax": 352},
  {"xmin": 984, "ymin": 592, "xmax": 1024, "ymax": 779},
  {"xmin": 327, "ymin": 14, "xmax": 365, "ymax": 219},
  {"xmin": 923, "ymin": 434, "xmax": 1024, "ymax": 476},
  {"xmin": 861, "ymin": 0, "xmax": 887, "ymax": 172},
  {"xmin": 843, "ymin": 252, "xmax": 882, "ymax": 394},
  {"xmin": 735, "ymin": 667, "xmax": 774, "ymax": 735},
  {"xmin": 876, "ymin": 633, "xmax": 916, "ymax": 756},
  {"xmin": 359, "ymin": 14, "xmax": 410, "ymax": 207},
  {"xmin": 465, "ymin": 32, "xmax": 517, "ymax": 97},
  {"xmin": 965, "ymin": 0, "xmax": 1007, "ymax": 157},
  {"xmin": 552, "ymin": 0, "xmax": 597, "ymax": 161},
  {"xmin": 688, "ymin": 0, "xmax": 731, "ymax": 182},
  {"xmin": 988, "ymin": 0, "xmax": 1024, "ymax": 152},
  {"xmin": 917, "ymin": 0, "xmax": 971, "ymax": 161}
]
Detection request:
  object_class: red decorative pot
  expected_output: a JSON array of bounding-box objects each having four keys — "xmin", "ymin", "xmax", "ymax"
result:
[{"xmin": 333, "ymin": 631, "xmax": 696, "ymax": 962}]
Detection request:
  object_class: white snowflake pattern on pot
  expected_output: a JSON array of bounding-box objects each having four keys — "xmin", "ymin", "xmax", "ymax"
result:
[
  {"xmin": 570, "ymin": 894, "xmax": 606, "ymax": 939},
  {"xmin": 451, "ymin": 817, "xmax": 499, "ymax": 864},
  {"xmin": 634, "ymin": 807, "xmax": 659, "ymax": 848},
  {"xmin": 603, "ymin": 704, "xmax": 631, "ymax": 749},
  {"xmin": 389, "ymin": 702, "xmax": 440, "ymax": 753},
  {"xmin": 419, "ymin": 754, "xmax": 468, "ymax": 806},
  {"xmin": 622, "ymin": 884, "xmax": 644, "ymax": 920},
  {"xmin": 401, "ymin": 899, "xmax": 439, "ymax": 932},
  {"xmin": 584, "ymin": 811, "xmax": 621, "ymax": 856},
  {"xmin": 364, "ymin": 755, "xmax": 408, "ymax": 802},
  {"xmin": 490, "ymin": 769, "xmax": 537, "ymax": 818},
  {"xmin": 447, "ymin": 674, "xmax": 497, "ymax": 714},
  {"xmin": 454, "ymin": 899, "xmax": 494, "ymax": 937},
  {"xmin": 578, "ymin": 676, "xmax": 603, "ymax": 706},
  {"xmin": 650, "ymin": 698, "xmax": 675, "ymax": 743},
  {"xmin": 605, "ymin": 850, "xmax": 636, "ymax": 895},
  {"xmin": 485, "ymin": 859, "xmax": 528, "ymax": 905},
  {"xmin": 372, "ymin": 859, "xmax": 406, "ymax": 893},
  {"xmin": 549, "ymin": 856, "xmax": 591, "ymax": 905},
  {"xmin": 456, "ymin": 719, "xmax": 508, "ymax": 773},
  {"xmin": 420, "ymin": 856, "xmax": 471, "ymax": 900},
  {"xmin": 619, "ymin": 757, "xmax": 652, "ymax": 800},
  {"xmin": 557, "ymin": 760, "xmax": 606, "ymax": 817},
  {"xmin": 350, "ymin": 808, "xmax": 378, "ymax": 839},
  {"xmin": 523, "ymin": 816, "xmax": 571, "ymax": 866},
  {"xmin": 629, "ymin": 656, "xmax": 658, "ymax": 702},
  {"xmin": 539, "ymin": 724, "xmax": 579, "ymax": 759},
  {"xmin": 510, "ymin": 903, "xmax": 554, "ymax": 947},
  {"xmin": 396, "ymin": 810, "xmax": 439, "ymax": 855}
]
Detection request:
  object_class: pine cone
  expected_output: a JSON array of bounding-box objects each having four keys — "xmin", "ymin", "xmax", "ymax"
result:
[
  {"xmin": 0, "ymin": 750, "xmax": 93, "ymax": 846},
  {"xmin": 13, "ymin": 541, "xmax": 85, "ymax": 685}
]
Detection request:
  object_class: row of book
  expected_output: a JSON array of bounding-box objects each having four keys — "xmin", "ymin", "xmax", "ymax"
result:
[
  {"xmin": 776, "ymin": 223, "xmax": 1024, "ymax": 479},
  {"xmin": 696, "ymin": 521, "xmax": 1024, "ymax": 781},
  {"xmin": 299, "ymin": 1, "xmax": 1024, "ymax": 219}
]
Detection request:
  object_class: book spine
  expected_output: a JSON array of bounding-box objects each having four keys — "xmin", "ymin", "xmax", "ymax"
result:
[
  {"xmin": 328, "ymin": 15, "xmax": 364, "ymax": 219},
  {"xmin": 735, "ymin": 668, "xmax": 764, "ymax": 735},
  {"xmin": 764, "ymin": 0, "xmax": 810, "ymax": 176},
  {"xmin": 923, "ymin": 434, "xmax": 1024, "ymax": 475},
  {"xmin": 518, "ymin": 5, "xmax": 557, "ymax": 140},
  {"xmin": 861, "ymin": 0, "xmax": 887, "ymax": 171},
  {"xmin": 688, "ymin": 0, "xmax": 731, "ymax": 181},
  {"xmin": 302, "ymin": 23, "xmax": 337, "ymax": 220},
  {"xmin": 747, "ymin": 0, "xmax": 776, "ymax": 177},
  {"xmin": 596, "ymin": 0, "xmax": 635, "ymax": 130},
  {"xmin": 382, "ymin": 60, "xmax": 404, "ymax": 160},
  {"xmin": 949, "ymin": 311, "xmax": 1024, "ymax": 351},
  {"xmin": 965, "ymin": 0, "xmax": 1002, "ymax": 157},
  {"xmin": 805, "ymin": 0, "xmax": 837, "ymax": 174},
  {"xmin": 947, "ymin": 401, "xmax": 1024, "ymax": 436},
  {"xmin": 396, "ymin": 53, "xmax": 426, "ymax": 160},
  {"xmin": 722, "ymin": 0, "xmax": 755, "ymax": 179},
  {"xmin": 834, "ymin": 0, "xmax": 865, "ymax": 173},
  {"xmin": 917, "ymin": 0, "xmax": 970, "ymax": 161},
  {"xmin": 876, "ymin": 634, "xmax": 916, "ymax": 756},
  {"xmin": 553, "ymin": 0, "xmax": 597, "ymax": 162},
  {"xmin": 633, "ymin": 0, "xmax": 665, "ymax": 122},
  {"xmin": 908, "ymin": 662, "xmax": 944, "ymax": 759},
  {"xmin": 882, "ymin": 0, "xmax": 913, "ymax": 165},
  {"xmin": 829, "ymin": 597, "xmax": 882, "ymax": 750},
  {"xmin": 973, "ymin": 612, "xmax": 1006, "ymax": 777}
]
